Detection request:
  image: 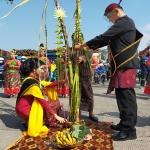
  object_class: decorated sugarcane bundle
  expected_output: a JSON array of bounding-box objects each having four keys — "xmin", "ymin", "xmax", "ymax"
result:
[
  {"xmin": 53, "ymin": 0, "xmax": 84, "ymax": 123},
  {"xmin": 68, "ymin": 0, "xmax": 83, "ymax": 123}
]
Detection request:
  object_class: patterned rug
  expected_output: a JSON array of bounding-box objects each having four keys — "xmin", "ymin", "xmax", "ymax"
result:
[{"xmin": 6, "ymin": 121, "xmax": 113, "ymax": 150}]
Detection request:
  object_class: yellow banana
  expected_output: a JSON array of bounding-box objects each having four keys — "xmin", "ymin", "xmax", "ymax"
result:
[
  {"xmin": 72, "ymin": 137, "xmax": 77, "ymax": 143},
  {"xmin": 56, "ymin": 137, "xmax": 62, "ymax": 144},
  {"xmin": 67, "ymin": 134, "xmax": 73, "ymax": 143},
  {"xmin": 62, "ymin": 141, "xmax": 67, "ymax": 144},
  {"xmin": 65, "ymin": 137, "xmax": 70, "ymax": 144}
]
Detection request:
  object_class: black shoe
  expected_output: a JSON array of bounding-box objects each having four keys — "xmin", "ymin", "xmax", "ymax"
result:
[
  {"xmin": 110, "ymin": 124, "xmax": 122, "ymax": 131},
  {"xmin": 89, "ymin": 116, "xmax": 99, "ymax": 122},
  {"xmin": 112, "ymin": 130, "xmax": 137, "ymax": 141}
]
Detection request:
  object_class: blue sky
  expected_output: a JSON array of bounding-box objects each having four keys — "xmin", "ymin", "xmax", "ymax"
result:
[{"xmin": 0, "ymin": 0, "xmax": 150, "ymax": 51}]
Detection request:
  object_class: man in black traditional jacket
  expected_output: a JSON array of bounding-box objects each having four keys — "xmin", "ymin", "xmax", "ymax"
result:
[{"xmin": 74, "ymin": 0, "xmax": 143, "ymax": 141}]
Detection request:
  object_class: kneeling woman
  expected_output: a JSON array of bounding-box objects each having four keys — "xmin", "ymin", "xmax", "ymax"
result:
[{"xmin": 15, "ymin": 58, "xmax": 67, "ymax": 137}]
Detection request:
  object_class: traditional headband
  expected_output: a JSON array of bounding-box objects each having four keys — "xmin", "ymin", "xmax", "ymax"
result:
[{"xmin": 104, "ymin": 0, "xmax": 122, "ymax": 16}]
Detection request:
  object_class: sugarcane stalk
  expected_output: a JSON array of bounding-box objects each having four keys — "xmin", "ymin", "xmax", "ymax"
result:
[
  {"xmin": 69, "ymin": 0, "xmax": 82, "ymax": 122},
  {"xmin": 54, "ymin": 0, "xmax": 69, "ymax": 62},
  {"xmin": 57, "ymin": 57, "xmax": 60, "ymax": 87}
]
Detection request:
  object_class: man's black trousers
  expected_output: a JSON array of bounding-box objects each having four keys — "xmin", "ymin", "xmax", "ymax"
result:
[{"xmin": 115, "ymin": 88, "xmax": 137, "ymax": 132}]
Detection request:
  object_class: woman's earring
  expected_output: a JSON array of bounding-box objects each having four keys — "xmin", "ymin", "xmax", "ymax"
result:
[{"xmin": 34, "ymin": 70, "xmax": 36, "ymax": 78}]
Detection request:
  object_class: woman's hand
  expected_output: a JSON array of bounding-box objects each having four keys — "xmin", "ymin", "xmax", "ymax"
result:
[
  {"xmin": 54, "ymin": 114, "xmax": 68, "ymax": 124},
  {"xmin": 10, "ymin": 65, "xmax": 14, "ymax": 68},
  {"xmin": 76, "ymin": 56, "xmax": 84, "ymax": 64},
  {"xmin": 7, "ymin": 63, "xmax": 11, "ymax": 67},
  {"xmin": 43, "ymin": 65, "xmax": 47, "ymax": 68}
]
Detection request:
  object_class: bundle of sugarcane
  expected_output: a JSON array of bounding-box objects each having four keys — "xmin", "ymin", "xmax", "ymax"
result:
[
  {"xmin": 68, "ymin": 0, "xmax": 83, "ymax": 123},
  {"xmin": 53, "ymin": 0, "xmax": 82, "ymax": 123},
  {"xmin": 68, "ymin": 59, "xmax": 80, "ymax": 122}
]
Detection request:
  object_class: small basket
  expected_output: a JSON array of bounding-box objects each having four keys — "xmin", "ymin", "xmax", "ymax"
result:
[{"xmin": 51, "ymin": 134, "xmax": 83, "ymax": 149}]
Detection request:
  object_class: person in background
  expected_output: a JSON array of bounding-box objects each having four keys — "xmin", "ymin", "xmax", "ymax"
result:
[
  {"xmin": 91, "ymin": 56, "xmax": 99, "ymax": 83},
  {"xmin": 20, "ymin": 56, "xmax": 27, "ymax": 81},
  {"xmin": 3, "ymin": 50, "xmax": 21, "ymax": 98},
  {"xmin": 39, "ymin": 43, "xmax": 50, "ymax": 81},
  {"xmin": 57, "ymin": 51, "xmax": 69, "ymax": 98},
  {"xmin": 137, "ymin": 68, "xmax": 141, "ymax": 83},
  {"xmin": 98, "ymin": 60, "xmax": 103, "ymax": 67},
  {"xmin": 50, "ymin": 60, "xmax": 56, "ymax": 81},
  {"xmin": 94, "ymin": 63, "xmax": 106, "ymax": 84},
  {"xmin": 139, "ymin": 51, "xmax": 150, "ymax": 89},
  {"xmin": 144, "ymin": 48, "xmax": 150, "ymax": 95},
  {"xmin": 21, "ymin": 56, "xmax": 26, "ymax": 63},
  {"xmin": 0, "ymin": 57, "xmax": 5, "ymax": 87},
  {"xmin": 74, "ymin": 0, "xmax": 143, "ymax": 141},
  {"xmin": 104, "ymin": 59, "xmax": 110, "ymax": 81}
]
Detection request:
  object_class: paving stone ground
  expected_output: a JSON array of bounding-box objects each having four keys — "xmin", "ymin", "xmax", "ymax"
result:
[{"xmin": 0, "ymin": 80, "xmax": 150, "ymax": 150}]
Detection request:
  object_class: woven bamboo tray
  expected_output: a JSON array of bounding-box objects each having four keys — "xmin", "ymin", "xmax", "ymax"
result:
[{"xmin": 51, "ymin": 134, "xmax": 83, "ymax": 149}]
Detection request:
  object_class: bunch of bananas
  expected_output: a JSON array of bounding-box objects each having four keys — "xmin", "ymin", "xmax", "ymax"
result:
[{"xmin": 55, "ymin": 130, "xmax": 77, "ymax": 145}]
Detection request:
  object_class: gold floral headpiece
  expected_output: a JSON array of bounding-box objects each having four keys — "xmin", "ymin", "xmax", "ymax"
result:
[
  {"xmin": 39, "ymin": 43, "xmax": 45, "ymax": 53},
  {"xmin": 10, "ymin": 49, "xmax": 16, "ymax": 55}
]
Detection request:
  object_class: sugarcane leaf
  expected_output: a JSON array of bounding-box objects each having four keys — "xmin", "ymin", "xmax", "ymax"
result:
[
  {"xmin": 56, "ymin": 46, "xmax": 62, "ymax": 50},
  {"xmin": 56, "ymin": 24, "xmax": 61, "ymax": 27},
  {"xmin": 55, "ymin": 29, "xmax": 62, "ymax": 33},
  {"xmin": 55, "ymin": 41, "xmax": 63, "ymax": 45},
  {"xmin": 56, "ymin": 52, "xmax": 62, "ymax": 56},
  {"xmin": 56, "ymin": 35, "xmax": 63, "ymax": 39}
]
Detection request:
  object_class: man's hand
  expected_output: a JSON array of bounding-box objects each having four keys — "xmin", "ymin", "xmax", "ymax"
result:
[{"xmin": 74, "ymin": 43, "xmax": 82, "ymax": 51}]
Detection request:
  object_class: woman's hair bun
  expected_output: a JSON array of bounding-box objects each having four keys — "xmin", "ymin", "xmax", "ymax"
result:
[{"xmin": 40, "ymin": 43, "xmax": 44, "ymax": 47}]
